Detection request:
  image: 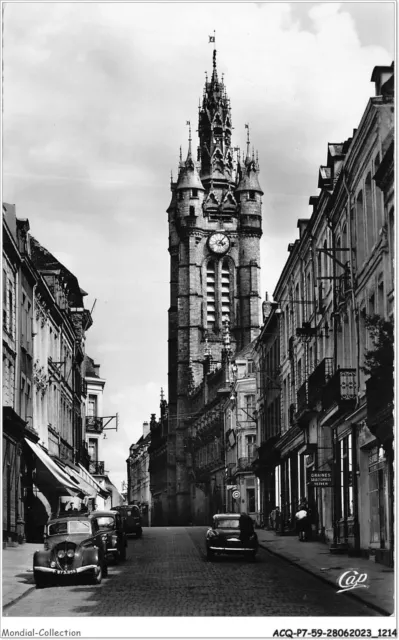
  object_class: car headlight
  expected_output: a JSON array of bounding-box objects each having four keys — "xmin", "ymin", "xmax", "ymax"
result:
[
  {"xmin": 57, "ymin": 549, "xmax": 66, "ymax": 558},
  {"xmin": 67, "ymin": 548, "xmax": 75, "ymax": 558},
  {"xmin": 111, "ymin": 535, "xmax": 118, "ymax": 546},
  {"xmin": 207, "ymin": 530, "xmax": 218, "ymax": 539}
]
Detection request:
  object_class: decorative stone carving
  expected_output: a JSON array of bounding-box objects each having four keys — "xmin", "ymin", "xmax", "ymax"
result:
[
  {"xmin": 34, "ymin": 295, "xmax": 48, "ymax": 328},
  {"xmin": 33, "ymin": 359, "xmax": 48, "ymax": 394}
]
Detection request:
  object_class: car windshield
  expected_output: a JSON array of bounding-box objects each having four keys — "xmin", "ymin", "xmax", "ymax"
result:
[
  {"xmin": 214, "ymin": 518, "xmax": 240, "ymax": 529},
  {"xmin": 48, "ymin": 520, "xmax": 91, "ymax": 536},
  {"xmin": 96, "ymin": 516, "xmax": 115, "ymax": 530}
]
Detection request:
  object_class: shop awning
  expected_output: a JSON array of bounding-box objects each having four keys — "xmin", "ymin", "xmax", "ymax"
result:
[
  {"xmin": 25, "ymin": 439, "xmax": 81, "ymax": 496},
  {"xmin": 55, "ymin": 461, "xmax": 95, "ymax": 497},
  {"xmin": 77, "ymin": 463, "xmax": 110, "ymax": 499}
]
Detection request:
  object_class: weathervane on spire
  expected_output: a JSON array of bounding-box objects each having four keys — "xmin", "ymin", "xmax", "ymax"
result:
[
  {"xmin": 245, "ymin": 123, "xmax": 250, "ymax": 156},
  {"xmin": 208, "ymin": 30, "xmax": 216, "ymax": 44}
]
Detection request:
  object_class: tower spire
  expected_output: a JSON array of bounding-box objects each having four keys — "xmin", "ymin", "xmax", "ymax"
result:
[
  {"xmin": 187, "ymin": 121, "xmax": 192, "ymax": 158},
  {"xmin": 245, "ymin": 123, "xmax": 251, "ymax": 161}
]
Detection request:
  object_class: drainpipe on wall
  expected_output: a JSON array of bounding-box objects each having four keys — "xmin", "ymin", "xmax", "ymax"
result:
[{"xmin": 342, "ymin": 170, "xmax": 361, "ymax": 553}]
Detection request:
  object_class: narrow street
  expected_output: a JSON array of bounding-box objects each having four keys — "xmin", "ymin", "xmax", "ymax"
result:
[{"xmin": 4, "ymin": 527, "xmax": 380, "ymax": 617}]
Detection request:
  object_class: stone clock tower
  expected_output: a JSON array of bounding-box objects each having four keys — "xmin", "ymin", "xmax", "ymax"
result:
[{"xmin": 167, "ymin": 48, "xmax": 263, "ymax": 524}]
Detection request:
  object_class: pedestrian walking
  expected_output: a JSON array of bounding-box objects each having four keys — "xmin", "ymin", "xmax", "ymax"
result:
[
  {"xmin": 295, "ymin": 501, "xmax": 308, "ymax": 541},
  {"xmin": 239, "ymin": 512, "xmax": 254, "ymax": 546}
]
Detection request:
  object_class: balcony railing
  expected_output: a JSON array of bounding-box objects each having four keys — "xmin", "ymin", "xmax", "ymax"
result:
[
  {"xmin": 237, "ymin": 456, "xmax": 256, "ymax": 471},
  {"xmin": 308, "ymin": 357, "xmax": 333, "ymax": 407},
  {"xmin": 297, "ymin": 381, "xmax": 308, "ymax": 414},
  {"xmin": 85, "ymin": 416, "xmax": 104, "ymax": 432},
  {"xmin": 322, "ymin": 369, "xmax": 356, "ymax": 419},
  {"xmin": 89, "ymin": 460, "xmax": 105, "ymax": 475}
]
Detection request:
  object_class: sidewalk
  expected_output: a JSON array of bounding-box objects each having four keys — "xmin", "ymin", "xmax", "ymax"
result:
[
  {"xmin": 257, "ymin": 529, "xmax": 395, "ymax": 616},
  {"xmin": 2, "ymin": 543, "xmax": 39, "ymax": 609}
]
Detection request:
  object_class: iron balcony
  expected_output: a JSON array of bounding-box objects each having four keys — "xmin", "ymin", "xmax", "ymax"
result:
[{"xmin": 321, "ymin": 368, "xmax": 356, "ymax": 426}]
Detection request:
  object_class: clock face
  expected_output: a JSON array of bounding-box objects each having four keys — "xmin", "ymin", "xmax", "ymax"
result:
[{"xmin": 208, "ymin": 233, "xmax": 230, "ymax": 255}]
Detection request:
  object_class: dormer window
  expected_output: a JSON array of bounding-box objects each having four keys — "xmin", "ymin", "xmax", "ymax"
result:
[{"xmin": 191, "ymin": 188, "xmax": 198, "ymax": 198}]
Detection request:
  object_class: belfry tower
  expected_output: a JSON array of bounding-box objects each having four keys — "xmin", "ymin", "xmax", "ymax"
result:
[{"xmin": 167, "ymin": 47, "xmax": 263, "ymax": 524}]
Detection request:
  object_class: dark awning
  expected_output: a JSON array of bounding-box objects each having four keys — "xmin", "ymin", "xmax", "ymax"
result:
[{"xmin": 25, "ymin": 439, "xmax": 81, "ymax": 496}]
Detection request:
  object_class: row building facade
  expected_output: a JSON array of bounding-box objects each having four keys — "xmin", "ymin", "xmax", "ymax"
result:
[
  {"xmin": 2, "ymin": 203, "xmax": 121, "ymax": 544},
  {"xmin": 253, "ymin": 63, "xmax": 394, "ymax": 566}
]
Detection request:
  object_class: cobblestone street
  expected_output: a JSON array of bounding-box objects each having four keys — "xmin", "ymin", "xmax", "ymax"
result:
[{"xmin": 4, "ymin": 527, "xmax": 380, "ymax": 617}]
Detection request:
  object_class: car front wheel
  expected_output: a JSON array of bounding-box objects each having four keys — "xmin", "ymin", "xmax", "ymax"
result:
[{"xmin": 91, "ymin": 563, "xmax": 103, "ymax": 585}]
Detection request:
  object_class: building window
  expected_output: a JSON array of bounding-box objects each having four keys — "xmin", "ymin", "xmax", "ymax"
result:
[
  {"xmin": 20, "ymin": 375, "xmax": 26, "ymax": 419},
  {"xmin": 246, "ymin": 434, "xmax": 256, "ymax": 458},
  {"xmin": 297, "ymin": 358, "xmax": 302, "ymax": 387},
  {"xmin": 3, "ymin": 271, "xmax": 7, "ymax": 330},
  {"xmin": 88, "ymin": 438, "xmax": 98, "ymax": 461},
  {"xmin": 206, "ymin": 261, "xmax": 216, "ymax": 329},
  {"xmin": 189, "ymin": 205, "xmax": 195, "ymax": 216},
  {"xmin": 8, "ymin": 289, "xmax": 13, "ymax": 336},
  {"xmin": 365, "ymin": 172, "xmax": 374, "ymax": 254},
  {"xmin": 295, "ymin": 283, "xmax": 301, "ymax": 330},
  {"xmin": 247, "ymin": 360, "xmax": 254, "ymax": 375},
  {"xmin": 246, "ymin": 487, "xmax": 256, "ymax": 512},
  {"xmin": 88, "ymin": 395, "xmax": 97, "ymax": 417},
  {"xmin": 374, "ymin": 154, "xmax": 384, "ymax": 230},
  {"xmin": 356, "ymin": 190, "xmax": 365, "ymax": 267},
  {"xmin": 338, "ymin": 434, "xmax": 353, "ymax": 520},
  {"xmin": 248, "ymin": 191, "xmax": 256, "ymax": 200},
  {"xmin": 245, "ymin": 394, "xmax": 255, "ymax": 417},
  {"xmin": 378, "ymin": 281, "xmax": 384, "ymax": 317},
  {"xmin": 191, "ymin": 188, "xmax": 198, "ymax": 198}
]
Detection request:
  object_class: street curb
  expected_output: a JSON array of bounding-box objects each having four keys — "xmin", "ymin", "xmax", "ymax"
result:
[
  {"xmin": 258, "ymin": 541, "xmax": 392, "ymax": 617},
  {"xmin": 3, "ymin": 585, "xmax": 36, "ymax": 612}
]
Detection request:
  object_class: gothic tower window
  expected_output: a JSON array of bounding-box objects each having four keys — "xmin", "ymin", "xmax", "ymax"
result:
[
  {"xmin": 206, "ymin": 261, "xmax": 216, "ymax": 330},
  {"xmin": 221, "ymin": 261, "xmax": 231, "ymax": 323}
]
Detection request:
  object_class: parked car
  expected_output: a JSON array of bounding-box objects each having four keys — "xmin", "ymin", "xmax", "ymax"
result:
[
  {"xmin": 33, "ymin": 513, "xmax": 108, "ymax": 588},
  {"xmin": 205, "ymin": 513, "xmax": 258, "ymax": 561},
  {"xmin": 112, "ymin": 504, "xmax": 142, "ymax": 538},
  {"xmin": 90, "ymin": 510, "xmax": 127, "ymax": 563}
]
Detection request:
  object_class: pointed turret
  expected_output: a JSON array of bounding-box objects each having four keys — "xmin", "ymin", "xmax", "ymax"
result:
[
  {"xmin": 198, "ymin": 47, "xmax": 234, "ymax": 188},
  {"xmin": 176, "ymin": 125, "xmax": 205, "ymax": 192},
  {"xmin": 236, "ymin": 124, "xmax": 263, "ymax": 195}
]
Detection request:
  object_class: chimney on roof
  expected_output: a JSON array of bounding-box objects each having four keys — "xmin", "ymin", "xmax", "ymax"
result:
[
  {"xmin": 297, "ymin": 219, "xmax": 310, "ymax": 239},
  {"xmin": 143, "ymin": 421, "xmax": 150, "ymax": 438},
  {"xmin": 371, "ymin": 63, "xmax": 394, "ymax": 96},
  {"xmin": 93, "ymin": 364, "xmax": 100, "ymax": 376},
  {"xmin": 309, "ymin": 196, "xmax": 318, "ymax": 214}
]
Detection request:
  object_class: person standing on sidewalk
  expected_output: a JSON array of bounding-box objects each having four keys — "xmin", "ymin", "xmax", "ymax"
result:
[{"xmin": 295, "ymin": 501, "xmax": 308, "ymax": 541}]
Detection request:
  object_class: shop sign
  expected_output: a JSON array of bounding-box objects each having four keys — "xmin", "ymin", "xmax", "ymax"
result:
[{"xmin": 310, "ymin": 471, "xmax": 333, "ymax": 486}]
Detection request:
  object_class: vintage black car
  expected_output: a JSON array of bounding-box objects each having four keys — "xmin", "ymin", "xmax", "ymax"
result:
[
  {"xmin": 111, "ymin": 504, "xmax": 142, "ymax": 538},
  {"xmin": 33, "ymin": 513, "xmax": 108, "ymax": 588},
  {"xmin": 205, "ymin": 513, "xmax": 259, "ymax": 560},
  {"xmin": 90, "ymin": 510, "xmax": 127, "ymax": 563}
]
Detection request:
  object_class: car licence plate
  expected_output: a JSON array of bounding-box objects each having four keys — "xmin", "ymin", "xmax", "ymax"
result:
[{"xmin": 56, "ymin": 569, "xmax": 77, "ymax": 575}]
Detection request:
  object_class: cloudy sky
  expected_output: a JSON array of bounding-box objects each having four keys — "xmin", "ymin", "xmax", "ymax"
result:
[{"xmin": 3, "ymin": 2, "xmax": 394, "ymax": 493}]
